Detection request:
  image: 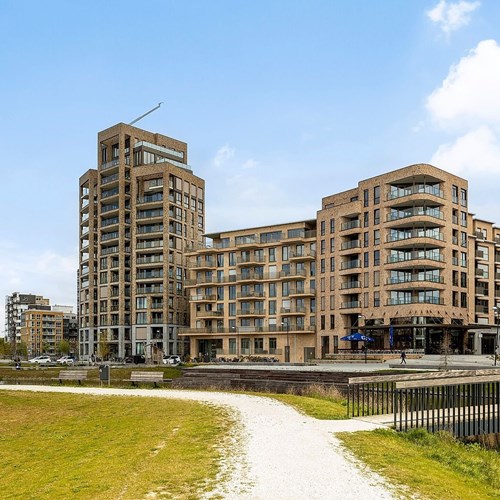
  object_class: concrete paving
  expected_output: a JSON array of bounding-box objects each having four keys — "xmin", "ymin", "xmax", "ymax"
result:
[{"xmin": 195, "ymin": 354, "xmax": 500, "ymax": 373}]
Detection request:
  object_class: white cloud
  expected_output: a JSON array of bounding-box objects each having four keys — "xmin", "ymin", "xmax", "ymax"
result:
[
  {"xmin": 426, "ymin": 40, "xmax": 500, "ymax": 129},
  {"xmin": 241, "ymin": 158, "xmax": 259, "ymax": 170},
  {"xmin": 430, "ymin": 126, "xmax": 500, "ymax": 176},
  {"xmin": 426, "ymin": 0, "xmax": 480, "ymax": 34},
  {"xmin": 212, "ymin": 144, "xmax": 235, "ymax": 166}
]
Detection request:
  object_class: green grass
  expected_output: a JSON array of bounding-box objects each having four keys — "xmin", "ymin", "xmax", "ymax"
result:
[
  {"xmin": 0, "ymin": 365, "xmax": 183, "ymax": 386},
  {"xmin": 0, "ymin": 390, "xmax": 232, "ymax": 499},
  {"xmin": 338, "ymin": 428, "xmax": 500, "ymax": 499}
]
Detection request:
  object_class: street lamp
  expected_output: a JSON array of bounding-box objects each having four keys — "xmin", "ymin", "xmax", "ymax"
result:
[
  {"xmin": 493, "ymin": 306, "xmax": 499, "ymax": 367},
  {"xmin": 358, "ymin": 314, "xmax": 367, "ymax": 364},
  {"xmin": 281, "ymin": 321, "xmax": 290, "ymax": 363}
]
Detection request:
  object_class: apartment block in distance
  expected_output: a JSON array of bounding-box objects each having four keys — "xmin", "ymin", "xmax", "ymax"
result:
[
  {"xmin": 182, "ymin": 221, "xmax": 317, "ymax": 362},
  {"xmin": 5, "ymin": 292, "xmax": 50, "ymax": 345},
  {"xmin": 21, "ymin": 309, "xmax": 63, "ymax": 357},
  {"xmin": 316, "ymin": 163, "xmax": 477, "ymax": 356},
  {"xmin": 78, "ymin": 123, "xmax": 205, "ymax": 361}
]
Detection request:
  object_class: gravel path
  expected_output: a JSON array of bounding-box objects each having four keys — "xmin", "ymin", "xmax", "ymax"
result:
[{"xmin": 1, "ymin": 385, "xmax": 395, "ymax": 499}]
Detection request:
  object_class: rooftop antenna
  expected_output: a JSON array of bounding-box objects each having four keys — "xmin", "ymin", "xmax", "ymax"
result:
[{"xmin": 129, "ymin": 102, "xmax": 163, "ymax": 125}]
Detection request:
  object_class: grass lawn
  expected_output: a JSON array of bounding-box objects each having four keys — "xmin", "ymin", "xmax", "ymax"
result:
[
  {"xmin": 0, "ymin": 390, "xmax": 232, "ymax": 499},
  {"xmin": 261, "ymin": 393, "xmax": 348, "ymax": 419},
  {"xmin": 338, "ymin": 428, "xmax": 500, "ymax": 499}
]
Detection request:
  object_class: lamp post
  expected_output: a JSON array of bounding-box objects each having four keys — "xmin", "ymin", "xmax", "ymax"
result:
[
  {"xmin": 494, "ymin": 306, "xmax": 499, "ymax": 367},
  {"xmin": 282, "ymin": 321, "xmax": 290, "ymax": 363},
  {"xmin": 358, "ymin": 314, "xmax": 367, "ymax": 364}
]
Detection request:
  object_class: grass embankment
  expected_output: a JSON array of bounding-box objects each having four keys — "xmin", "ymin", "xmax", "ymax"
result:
[
  {"xmin": 0, "ymin": 391, "xmax": 231, "ymax": 499},
  {"xmin": 338, "ymin": 428, "xmax": 500, "ymax": 499},
  {"xmin": 259, "ymin": 384, "xmax": 348, "ymax": 420},
  {"xmin": 0, "ymin": 365, "xmax": 182, "ymax": 386}
]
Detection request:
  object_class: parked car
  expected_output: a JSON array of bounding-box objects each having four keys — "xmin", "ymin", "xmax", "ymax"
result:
[
  {"xmin": 28, "ymin": 355, "xmax": 52, "ymax": 364},
  {"xmin": 163, "ymin": 355, "xmax": 181, "ymax": 365},
  {"xmin": 56, "ymin": 355, "xmax": 75, "ymax": 365}
]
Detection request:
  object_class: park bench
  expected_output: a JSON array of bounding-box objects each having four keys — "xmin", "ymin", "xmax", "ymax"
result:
[
  {"xmin": 126, "ymin": 371, "xmax": 171, "ymax": 387},
  {"xmin": 53, "ymin": 370, "xmax": 88, "ymax": 384}
]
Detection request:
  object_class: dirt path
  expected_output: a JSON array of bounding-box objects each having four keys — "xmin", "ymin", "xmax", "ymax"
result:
[{"xmin": 1, "ymin": 385, "xmax": 394, "ymax": 499}]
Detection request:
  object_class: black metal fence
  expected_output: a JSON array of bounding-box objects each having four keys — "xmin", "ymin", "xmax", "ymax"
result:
[
  {"xmin": 394, "ymin": 376, "xmax": 500, "ymax": 438},
  {"xmin": 347, "ymin": 370, "xmax": 500, "ymax": 439}
]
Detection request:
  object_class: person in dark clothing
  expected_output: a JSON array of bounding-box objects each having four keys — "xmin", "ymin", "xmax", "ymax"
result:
[{"xmin": 400, "ymin": 351, "xmax": 407, "ymax": 364}]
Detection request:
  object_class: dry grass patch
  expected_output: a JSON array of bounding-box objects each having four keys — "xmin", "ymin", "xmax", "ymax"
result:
[{"xmin": 0, "ymin": 390, "xmax": 232, "ymax": 499}]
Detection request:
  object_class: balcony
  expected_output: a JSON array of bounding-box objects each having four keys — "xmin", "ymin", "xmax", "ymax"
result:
[
  {"xmin": 101, "ymin": 159, "xmax": 120, "ymax": 171},
  {"xmin": 340, "ymin": 240, "xmax": 361, "ymax": 251},
  {"xmin": 388, "ymin": 184, "xmax": 444, "ymax": 201},
  {"xmin": 136, "ymin": 240, "xmax": 163, "ymax": 250},
  {"xmin": 136, "ymin": 285, "xmax": 164, "ymax": 294},
  {"xmin": 340, "ymin": 260, "xmax": 361, "ymax": 271},
  {"xmin": 386, "ymin": 275, "xmax": 444, "ymax": 286},
  {"xmin": 136, "ymin": 255, "xmax": 164, "ymax": 265},
  {"xmin": 196, "ymin": 310, "xmax": 224, "ymax": 318},
  {"xmin": 237, "ymin": 291, "xmax": 266, "ymax": 299},
  {"xmin": 289, "ymin": 249, "xmax": 316, "ymax": 261},
  {"xmin": 236, "ymin": 255, "xmax": 266, "ymax": 266},
  {"xmin": 341, "ymin": 220, "xmax": 360, "ymax": 231},
  {"xmin": 235, "ymin": 236, "xmax": 259, "ymax": 248},
  {"xmin": 137, "ymin": 224, "xmax": 163, "ymax": 235},
  {"xmin": 279, "ymin": 268, "xmax": 307, "ymax": 280},
  {"xmin": 387, "ymin": 230, "xmax": 444, "ymax": 244},
  {"xmin": 280, "ymin": 306, "xmax": 306, "ymax": 315},
  {"xmin": 387, "ymin": 255, "xmax": 445, "ymax": 270},
  {"xmin": 237, "ymin": 308, "xmax": 267, "ymax": 316},
  {"xmin": 387, "ymin": 207, "xmax": 444, "ymax": 223},
  {"xmin": 387, "ymin": 297, "xmax": 444, "ymax": 306},
  {"xmin": 340, "ymin": 300, "xmax": 361, "ymax": 309},
  {"xmin": 191, "ymin": 294, "xmax": 217, "ymax": 302},
  {"xmin": 340, "ymin": 280, "xmax": 361, "ymax": 290},
  {"xmin": 192, "ymin": 259, "xmax": 216, "ymax": 270},
  {"xmin": 137, "ymin": 193, "xmax": 163, "ymax": 205},
  {"xmin": 288, "ymin": 287, "xmax": 315, "ymax": 297}
]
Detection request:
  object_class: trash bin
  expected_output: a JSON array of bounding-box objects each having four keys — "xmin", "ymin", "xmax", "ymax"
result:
[{"xmin": 99, "ymin": 364, "xmax": 110, "ymax": 383}]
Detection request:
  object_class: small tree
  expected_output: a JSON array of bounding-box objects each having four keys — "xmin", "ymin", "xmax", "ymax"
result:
[
  {"xmin": 16, "ymin": 341, "xmax": 28, "ymax": 358},
  {"xmin": 59, "ymin": 339, "xmax": 70, "ymax": 355},
  {"xmin": 98, "ymin": 332, "xmax": 110, "ymax": 361},
  {"xmin": 0, "ymin": 338, "xmax": 13, "ymax": 358}
]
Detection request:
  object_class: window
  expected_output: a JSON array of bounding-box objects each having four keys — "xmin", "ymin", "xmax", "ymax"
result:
[
  {"xmin": 374, "ymin": 209, "xmax": 380, "ymax": 225},
  {"xmin": 460, "ymin": 211, "xmax": 467, "ymax": 227},
  {"xmin": 373, "ymin": 186, "xmax": 380, "ymax": 204},
  {"xmin": 461, "ymin": 272, "xmax": 467, "ymax": 288},
  {"xmin": 321, "ymin": 315, "xmax": 325, "ymax": 330},
  {"xmin": 460, "ymin": 188, "xmax": 467, "ymax": 207},
  {"xmin": 363, "ymin": 212, "xmax": 369, "ymax": 227},
  {"xmin": 320, "ymin": 220, "xmax": 325, "ymax": 236},
  {"xmin": 269, "ymin": 300, "xmax": 276, "ymax": 315},
  {"xmin": 364, "ymin": 232, "xmax": 369, "ymax": 247},
  {"xmin": 320, "ymin": 258, "xmax": 325, "ymax": 273},
  {"xmin": 282, "ymin": 246, "xmax": 289, "ymax": 261},
  {"xmin": 364, "ymin": 252, "xmax": 369, "ymax": 267},
  {"xmin": 136, "ymin": 312, "xmax": 147, "ymax": 324},
  {"xmin": 330, "ymin": 218, "xmax": 335, "ymax": 233},
  {"xmin": 136, "ymin": 297, "xmax": 147, "ymax": 309},
  {"xmin": 229, "ymin": 252, "xmax": 236, "ymax": 266},
  {"xmin": 217, "ymin": 254, "xmax": 224, "ymax": 267},
  {"xmin": 228, "ymin": 303, "xmax": 236, "ymax": 316},
  {"xmin": 330, "ymin": 257, "xmax": 335, "ymax": 272},
  {"xmin": 374, "ymin": 229, "xmax": 380, "ymax": 245},
  {"xmin": 374, "ymin": 291, "xmax": 380, "ymax": 307},
  {"xmin": 269, "ymin": 247, "xmax": 276, "ymax": 262},
  {"xmin": 374, "ymin": 250, "xmax": 380, "ymax": 266},
  {"xmin": 330, "ymin": 315, "xmax": 335, "ymax": 329},
  {"xmin": 460, "ymin": 252, "xmax": 467, "ymax": 267},
  {"xmin": 461, "ymin": 232, "xmax": 467, "ymax": 247},
  {"xmin": 461, "ymin": 292, "xmax": 467, "ymax": 308},
  {"xmin": 269, "ymin": 283, "xmax": 277, "ymax": 297},
  {"xmin": 320, "ymin": 239, "xmax": 325, "ymax": 254},
  {"xmin": 363, "ymin": 189, "xmax": 369, "ymax": 207},
  {"xmin": 452, "ymin": 185, "xmax": 458, "ymax": 203}
]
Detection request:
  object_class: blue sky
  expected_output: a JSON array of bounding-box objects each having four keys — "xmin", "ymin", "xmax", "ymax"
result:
[{"xmin": 1, "ymin": 0, "xmax": 500, "ymax": 334}]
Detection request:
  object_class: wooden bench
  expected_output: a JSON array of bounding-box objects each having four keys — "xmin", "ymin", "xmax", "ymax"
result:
[
  {"xmin": 126, "ymin": 371, "xmax": 171, "ymax": 387},
  {"xmin": 53, "ymin": 370, "xmax": 88, "ymax": 384}
]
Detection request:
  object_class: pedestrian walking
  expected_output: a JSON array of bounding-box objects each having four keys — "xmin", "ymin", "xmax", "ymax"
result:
[{"xmin": 400, "ymin": 350, "xmax": 407, "ymax": 365}]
